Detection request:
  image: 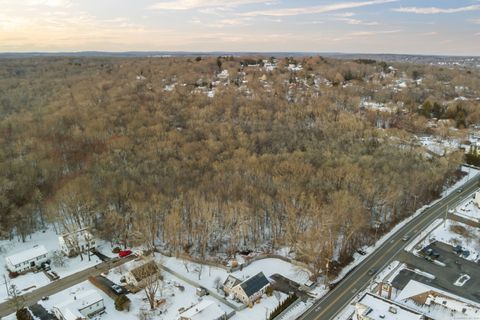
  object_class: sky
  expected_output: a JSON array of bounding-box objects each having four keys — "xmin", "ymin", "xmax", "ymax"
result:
[{"xmin": 0, "ymin": 0, "xmax": 479, "ymax": 55}]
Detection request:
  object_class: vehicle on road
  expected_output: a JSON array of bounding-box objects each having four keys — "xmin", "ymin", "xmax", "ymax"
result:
[
  {"xmin": 118, "ymin": 249, "xmax": 132, "ymax": 257},
  {"xmin": 356, "ymin": 249, "xmax": 366, "ymax": 256},
  {"xmin": 111, "ymin": 284, "xmax": 124, "ymax": 294},
  {"xmin": 425, "ymin": 256, "xmax": 434, "ymax": 262},
  {"xmin": 457, "ymin": 188, "xmax": 463, "ymax": 193},
  {"xmin": 367, "ymin": 268, "xmax": 376, "ymax": 276},
  {"xmin": 448, "ymin": 208, "xmax": 455, "ymax": 214},
  {"xmin": 402, "ymin": 235, "xmax": 410, "ymax": 241},
  {"xmin": 41, "ymin": 296, "xmax": 49, "ymax": 301}
]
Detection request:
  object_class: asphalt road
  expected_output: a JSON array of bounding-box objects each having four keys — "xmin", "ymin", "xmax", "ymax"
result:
[
  {"xmin": 298, "ymin": 173, "xmax": 480, "ymax": 320},
  {"xmin": 0, "ymin": 255, "xmax": 135, "ymax": 318}
]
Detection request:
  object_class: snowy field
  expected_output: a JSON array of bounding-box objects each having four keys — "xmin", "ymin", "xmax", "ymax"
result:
[
  {"xmin": 454, "ymin": 196, "xmax": 480, "ymax": 222},
  {"xmin": 0, "ymin": 227, "xmax": 115, "ymax": 303}
]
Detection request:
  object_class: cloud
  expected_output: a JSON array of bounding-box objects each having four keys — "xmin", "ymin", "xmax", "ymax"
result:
[
  {"xmin": 149, "ymin": 0, "xmax": 268, "ymax": 10},
  {"xmin": 241, "ymin": 0, "xmax": 397, "ymax": 17},
  {"xmin": 334, "ymin": 17, "xmax": 379, "ymax": 25},
  {"xmin": 393, "ymin": 5, "xmax": 480, "ymax": 14}
]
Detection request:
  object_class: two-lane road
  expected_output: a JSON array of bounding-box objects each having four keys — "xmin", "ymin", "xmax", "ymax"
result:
[{"xmin": 299, "ymin": 173, "xmax": 480, "ymax": 320}]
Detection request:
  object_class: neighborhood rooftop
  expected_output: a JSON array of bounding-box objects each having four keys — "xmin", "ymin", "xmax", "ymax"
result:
[
  {"xmin": 55, "ymin": 289, "xmax": 103, "ymax": 320},
  {"xmin": 5, "ymin": 245, "xmax": 48, "ymax": 266},
  {"xmin": 239, "ymin": 272, "xmax": 270, "ymax": 298},
  {"xmin": 180, "ymin": 300, "xmax": 226, "ymax": 320},
  {"xmin": 356, "ymin": 293, "xmax": 424, "ymax": 320}
]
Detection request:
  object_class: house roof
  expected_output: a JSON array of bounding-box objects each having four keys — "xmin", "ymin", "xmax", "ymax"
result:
[
  {"xmin": 129, "ymin": 260, "xmax": 160, "ymax": 282},
  {"xmin": 5, "ymin": 245, "xmax": 48, "ymax": 266},
  {"xmin": 55, "ymin": 289, "xmax": 103, "ymax": 320},
  {"xmin": 238, "ymin": 272, "xmax": 270, "ymax": 298},
  {"xmin": 180, "ymin": 300, "xmax": 225, "ymax": 320},
  {"xmin": 395, "ymin": 280, "xmax": 480, "ymax": 320},
  {"xmin": 223, "ymin": 275, "xmax": 241, "ymax": 289}
]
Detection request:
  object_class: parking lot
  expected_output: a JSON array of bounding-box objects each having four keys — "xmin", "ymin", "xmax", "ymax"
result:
[{"xmin": 395, "ymin": 244, "xmax": 480, "ymax": 302}]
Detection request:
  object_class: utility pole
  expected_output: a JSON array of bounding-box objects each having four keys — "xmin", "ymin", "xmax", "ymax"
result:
[{"xmin": 2, "ymin": 274, "xmax": 9, "ymax": 297}]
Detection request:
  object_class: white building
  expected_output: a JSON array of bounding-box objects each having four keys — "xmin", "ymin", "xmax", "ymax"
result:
[
  {"xmin": 53, "ymin": 290, "xmax": 105, "ymax": 320},
  {"xmin": 59, "ymin": 228, "xmax": 96, "ymax": 257},
  {"xmin": 5, "ymin": 245, "xmax": 49, "ymax": 273},
  {"xmin": 179, "ymin": 300, "xmax": 226, "ymax": 320},
  {"xmin": 355, "ymin": 293, "xmax": 424, "ymax": 320},
  {"xmin": 395, "ymin": 280, "xmax": 480, "ymax": 320}
]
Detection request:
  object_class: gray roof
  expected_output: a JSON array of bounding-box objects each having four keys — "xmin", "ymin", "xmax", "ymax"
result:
[{"xmin": 239, "ymin": 272, "xmax": 270, "ymax": 298}]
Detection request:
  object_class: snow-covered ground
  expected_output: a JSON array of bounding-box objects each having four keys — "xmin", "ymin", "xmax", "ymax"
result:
[
  {"xmin": 454, "ymin": 196, "xmax": 480, "ymax": 222},
  {"xmin": 0, "ymin": 227, "xmax": 115, "ymax": 303}
]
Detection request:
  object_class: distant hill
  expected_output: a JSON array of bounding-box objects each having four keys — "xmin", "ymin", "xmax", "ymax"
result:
[{"xmin": 0, "ymin": 51, "xmax": 479, "ymax": 67}]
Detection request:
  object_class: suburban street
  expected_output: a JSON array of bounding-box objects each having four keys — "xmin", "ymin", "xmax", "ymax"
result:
[
  {"xmin": 0, "ymin": 255, "xmax": 135, "ymax": 318},
  {"xmin": 298, "ymin": 173, "xmax": 480, "ymax": 320}
]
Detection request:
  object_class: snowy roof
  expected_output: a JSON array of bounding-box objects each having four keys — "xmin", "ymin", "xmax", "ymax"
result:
[
  {"xmin": 5, "ymin": 245, "xmax": 48, "ymax": 265},
  {"xmin": 356, "ymin": 293, "xmax": 424, "ymax": 320},
  {"xmin": 223, "ymin": 275, "xmax": 241, "ymax": 289},
  {"xmin": 395, "ymin": 280, "xmax": 480, "ymax": 319},
  {"xmin": 55, "ymin": 289, "xmax": 103, "ymax": 320},
  {"xmin": 238, "ymin": 272, "xmax": 270, "ymax": 298},
  {"xmin": 180, "ymin": 300, "xmax": 226, "ymax": 320}
]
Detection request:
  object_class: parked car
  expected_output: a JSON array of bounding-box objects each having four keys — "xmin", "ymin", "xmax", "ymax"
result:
[
  {"xmin": 196, "ymin": 287, "xmax": 208, "ymax": 297},
  {"xmin": 119, "ymin": 250, "xmax": 132, "ymax": 258},
  {"xmin": 41, "ymin": 296, "xmax": 49, "ymax": 301},
  {"xmin": 457, "ymin": 188, "xmax": 463, "ymax": 193},
  {"xmin": 111, "ymin": 284, "xmax": 124, "ymax": 294},
  {"xmin": 425, "ymin": 256, "xmax": 434, "ymax": 262},
  {"xmin": 367, "ymin": 268, "xmax": 376, "ymax": 276}
]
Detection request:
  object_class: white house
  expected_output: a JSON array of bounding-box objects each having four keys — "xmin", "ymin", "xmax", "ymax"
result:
[
  {"xmin": 5, "ymin": 245, "xmax": 49, "ymax": 273},
  {"xmin": 59, "ymin": 228, "xmax": 96, "ymax": 257},
  {"xmin": 230, "ymin": 272, "xmax": 270, "ymax": 306},
  {"xmin": 53, "ymin": 289, "xmax": 105, "ymax": 320},
  {"xmin": 179, "ymin": 300, "xmax": 226, "ymax": 320}
]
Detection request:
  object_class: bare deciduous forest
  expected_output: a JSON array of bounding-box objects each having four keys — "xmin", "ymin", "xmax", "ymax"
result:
[{"xmin": 1, "ymin": 56, "xmax": 475, "ymax": 277}]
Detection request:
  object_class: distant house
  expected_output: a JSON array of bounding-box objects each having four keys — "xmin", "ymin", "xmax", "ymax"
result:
[
  {"xmin": 53, "ymin": 289, "xmax": 105, "ymax": 320},
  {"xmin": 222, "ymin": 275, "xmax": 241, "ymax": 296},
  {"xmin": 230, "ymin": 272, "xmax": 270, "ymax": 305},
  {"xmin": 179, "ymin": 300, "xmax": 227, "ymax": 320},
  {"xmin": 125, "ymin": 260, "xmax": 161, "ymax": 288},
  {"xmin": 58, "ymin": 228, "xmax": 96, "ymax": 257},
  {"xmin": 5, "ymin": 245, "xmax": 49, "ymax": 273}
]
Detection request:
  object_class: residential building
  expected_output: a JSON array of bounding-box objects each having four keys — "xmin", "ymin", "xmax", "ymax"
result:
[
  {"xmin": 222, "ymin": 275, "xmax": 241, "ymax": 296},
  {"xmin": 125, "ymin": 260, "xmax": 161, "ymax": 288},
  {"xmin": 179, "ymin": 300, "xmax": 226, "ymax": 320},
  {"xmin": 354, "ymin": 293, "xmax": 424, "ymax": 320},
  {"xmin": 53, "ymin": 289, "xmax": 105, "ymax": 320},
  {"xmin": 5, "ymin": 245, "xmax": 49, "ymax": 273},
  {"xmin": 230, "ymin": 272, "xmax": 270, "ymax": 305},
  {"xmin": 58, "ymin": 228, "xmax": 96, "ymax": 257},
  {"xmin": 395, "ymin": 280, "xmax": 480, "ymax": 320}
]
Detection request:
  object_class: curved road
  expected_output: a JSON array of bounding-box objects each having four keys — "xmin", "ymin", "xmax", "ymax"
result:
[{"xmin": 298, "ymin": 173, "xmax": 480, "ymax": 320}]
